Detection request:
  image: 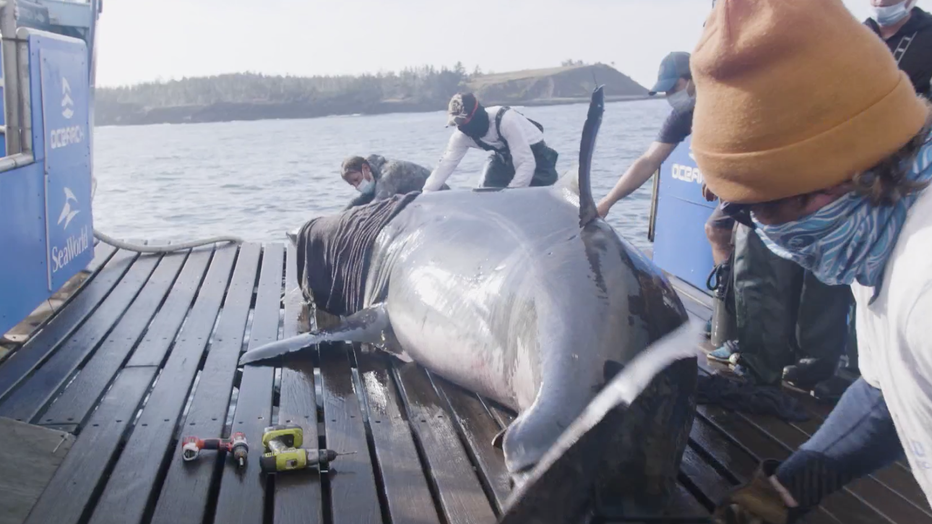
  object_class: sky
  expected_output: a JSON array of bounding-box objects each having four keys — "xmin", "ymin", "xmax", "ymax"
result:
[{"xmin": 95, "ymin": 0, "xmax": 928, "ymax": 89}]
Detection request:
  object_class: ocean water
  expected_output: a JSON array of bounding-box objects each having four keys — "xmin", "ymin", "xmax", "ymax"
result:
[{"xmin": 93, "ymin": 98, "xmax": 672, "ymax": 252}]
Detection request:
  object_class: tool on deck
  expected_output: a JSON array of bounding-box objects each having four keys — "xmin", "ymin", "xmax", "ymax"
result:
[
  {"xmin": 262, "ymin": 423, "xmax": 303, "ymax": 452},
  {"xmin": 181, "ymin": 432, "xmax": 249, "ymax": 468},
  {"xmin": 259, "ymin": 424, "xmax": 355, "ymax": 473},
  {"xmin": 260, "ymin": 448, "xmax": 356, "ymax": 473}
]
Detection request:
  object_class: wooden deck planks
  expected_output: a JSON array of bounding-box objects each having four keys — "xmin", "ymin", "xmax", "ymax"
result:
[
  {"xmin": 356, "ymin": 353, "xmax": 442, "ymax": 524},
  {"xmin": 213, "ymin": 244, "xmax": 285, "ymax": 524},
  {"xmin": 23, "ymin": 367, "xmax": 159, "ymax": 524},
  {"xmin": 148, "ymin": 243, "xmax": 261, "ymax": 524},
  {"xmin": 434, "ymin": 378, "xmax": 512, "ymax": 513},
  {"xmin": 86, "ymin": 246, "xmax": 237, "ymax": 524},
  {"xmin": 39, "ymin": 250, "xmax": 200, "ymax": 426},
  {"xmin": 318, "ymin": 344, "xmax": 383, "ymax": 524},
  {"xmin": 2, "ymin": 243, "xmax": 927, "ymax": 524},
  {"xmin": 273, "ymin": 243, "xmax": 325, "ymax": 524},
  {"xmin": 125, "ymin": 247, "xmax": 215, "ymax": 368},
  {"xmin": 0, "ymin": 252, "xmax": 162, "ymax": 422},
  {"xmin": 392, "ymin": 363, "xmax": 498, "ymax": 524},
  {"xmin": 0, "ymin": 245, "xmax": 130, "ymax": 401}
]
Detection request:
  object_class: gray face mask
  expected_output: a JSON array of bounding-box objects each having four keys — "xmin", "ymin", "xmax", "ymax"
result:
[{"xmin": 667, "ymin": 83, "xmax": 695, "ymax": 112}]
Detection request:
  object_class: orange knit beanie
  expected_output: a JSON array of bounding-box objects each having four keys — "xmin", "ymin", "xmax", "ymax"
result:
[{"xmin": 691, "ymin": 0, "xmax": 929, "ymax": 204}]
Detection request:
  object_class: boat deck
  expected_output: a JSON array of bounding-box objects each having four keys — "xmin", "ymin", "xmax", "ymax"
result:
[{"xmin": 0, "ymin": 242, "xmax": 928, "ymax": 524}]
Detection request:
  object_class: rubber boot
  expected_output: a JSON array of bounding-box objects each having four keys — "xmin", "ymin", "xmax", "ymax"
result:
[
  {"xmin": 711, "ymin": 293, "xmax": 737, "ymax": 349},
  {"xmin": 707, "ymin": 259, "xmax": 737, "ymax": 349},
  {"xmin": 783, "ymin": 358, "xmax": 839, "ymax": 390},
  {"xmin": 811, "ymin": 297, "xmax": 859, "ymax": 402},
  {"xmin": 715, "ymin": 460, "xmax": 798, "ymax": 524},
  {"xmin": 786, "ymin": 270, "xmax": 848, "ymax": 390},
  {"xmin": 732, "ymin": 226, "xmax": 800, "ymax": 386}
]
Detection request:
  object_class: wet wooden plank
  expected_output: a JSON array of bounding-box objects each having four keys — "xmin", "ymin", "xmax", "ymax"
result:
[
  {"xmin": 126, "ymin": 247, "xmax": 215, "ymax": 367},
  {"xmin": 392, "ymin": 363, "xmax": 497, "ymax": 524},
  {"xmin": 39, "ymin": 250, "xmax": 195, "ymax": 426},
  {"xmin": 0, "ymin": 418, "xmax": 74, "ymax": 524},
  {"xmin": 23, "ymin": 367, "xmax": 158, "ymax": 524},
  {"xmin": 435, "ymin": 379, "xmax": 511, "ymax": 513},
  {"xmin": 86, "ymin": 247, "xmax": 237, "ymax": 524},
  {"xmin": 0, "ymin": 246, "xmax": 132, "ymax": 400},
  {"xmin": 148, "ymin": 243, "xmax": 261, "ymax": 524},
  {"xmin": 737, "ymin": 409, "xmax": 932, "ymax": 524},
  {"xmin": 678, "ymin": 445, "xmax": 732, "ymax": 511},
  {"xmin": 357, "ymin": 353, "xmax": 442, "ymax": 524},
  {"xmin": 274, "ymin": 244, "xmax": 324, "ymax": 524},
  {"xmin": 687, "ymin": 414, "xmax": 841, "ymax": 524},
  {"xmin": 214, "ymin": 244, "xmax": 284, "ymax": 524},
  {"xmin": 698, "ymin": 404, "xmax": 892, "ymax": 524},
  {"xmin": 0, "ymin": 253, "xmax": 161, "ymax": 422},
  {"xmin": 319, "ymin": 344, "xmax": 382, "ymax": 524}
]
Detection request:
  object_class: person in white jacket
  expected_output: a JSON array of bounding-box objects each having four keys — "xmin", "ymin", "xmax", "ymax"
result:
[
  {"xmin": 687, "ymin": 1, "xmax": 932, "ymax": 523},
  {"xmin": 422, "ymin": 93, "xmax": 559, "ymax": 191}
]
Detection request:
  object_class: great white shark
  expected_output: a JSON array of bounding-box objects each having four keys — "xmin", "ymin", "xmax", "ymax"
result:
[{"xmin": 242, "ymin": 87, "xmax": 699, "ymax": 520}]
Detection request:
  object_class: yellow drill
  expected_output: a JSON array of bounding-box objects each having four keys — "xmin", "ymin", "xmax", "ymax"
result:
[{"xmin": 259, "ymin": 424, "xmax": 354, "ymax": 473}]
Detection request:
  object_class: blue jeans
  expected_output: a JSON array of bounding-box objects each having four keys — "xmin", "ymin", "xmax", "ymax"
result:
[{"xmin": 775, "ymin": 378, "xmax": 905, "ymax": 510}]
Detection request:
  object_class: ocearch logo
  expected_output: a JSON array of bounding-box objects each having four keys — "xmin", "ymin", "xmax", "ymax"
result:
[
  {"xmin": 671, "ymin": 147, "xmax": 704, "ymax": 185},
  {"xmin": 62, "ymin": 78, "xmax": 74, "ymax": 119}
]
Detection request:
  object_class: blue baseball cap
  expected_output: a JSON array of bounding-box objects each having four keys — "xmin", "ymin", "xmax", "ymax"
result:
[{"xmin": 649, "ymin": 52, "xmax": 691, "ymax": 95}]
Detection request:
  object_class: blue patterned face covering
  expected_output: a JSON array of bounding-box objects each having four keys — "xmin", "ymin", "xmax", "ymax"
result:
[{"xmin": 754, "ymin": 139, "xmax": 932, "ymax": 288}]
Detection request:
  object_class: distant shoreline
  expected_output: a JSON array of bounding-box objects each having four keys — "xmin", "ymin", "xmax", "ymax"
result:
[
  {"xmin": 94, "ymin": 95, "xmax": 653, "ymax": 128},
  {"xmin": 95, "ymin": 64, "xmax": 652, "ymax": 127}
]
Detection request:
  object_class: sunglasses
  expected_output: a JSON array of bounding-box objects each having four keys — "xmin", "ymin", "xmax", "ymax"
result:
[{"xmin": 719, "ymin": 201, "xmax": 755, "ymax": 228}]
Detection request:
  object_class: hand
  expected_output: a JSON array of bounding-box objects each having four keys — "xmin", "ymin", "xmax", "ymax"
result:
[
  {"xmin": 701, "ymin": 183, "xmax": 717, "ymax": 202},
  {"xmin": 597, "ymin": 200, "xmax": 612, "ymax": 218}
]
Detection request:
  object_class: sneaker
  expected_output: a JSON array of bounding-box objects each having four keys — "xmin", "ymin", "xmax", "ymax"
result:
[
  {"xmin": 783, "ymin": 358, "xmax": 838, "ymax": 390},
  {"xmin": 708, "ymin": 340, "xmax": 739, "ymax": 363}
]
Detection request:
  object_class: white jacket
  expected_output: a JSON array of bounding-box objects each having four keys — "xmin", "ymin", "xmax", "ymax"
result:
[
  {"xmin": 423, "ymin": 106, "xmax": 544, "ymax": 191},
  {"xmin": 852, "ymin": 183, "xmax": 932, "ymax": 504}
]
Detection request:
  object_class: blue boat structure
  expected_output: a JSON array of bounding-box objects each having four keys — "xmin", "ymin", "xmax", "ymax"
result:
[{"xmin": 0, "ymin": 2, "xmax": 926, "ymax": 523}]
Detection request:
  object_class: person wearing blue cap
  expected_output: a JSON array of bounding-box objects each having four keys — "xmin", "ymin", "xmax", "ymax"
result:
[{"xmin": 597, "ymin": 52, "xmax": 733, "ymax": 267}]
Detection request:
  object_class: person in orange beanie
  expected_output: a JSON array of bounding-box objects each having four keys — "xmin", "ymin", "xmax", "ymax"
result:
[{"xmin": 690, "ymin": 0, "xmax": 932, "ymax": 522}]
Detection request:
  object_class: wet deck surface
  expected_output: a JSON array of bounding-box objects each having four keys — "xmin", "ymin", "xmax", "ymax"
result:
[{"xmin": 0, "ymin": 242, "xmax": 927, "ymax": 524}]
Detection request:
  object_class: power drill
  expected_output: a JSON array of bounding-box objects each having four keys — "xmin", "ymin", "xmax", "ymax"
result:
[
  {"xmin": 259, "ymin": 424, "xmax": 354, "ymax": 473},
  {"xmin": 181, "ymin": 432, "xmax": 249, "ymax": 468}
]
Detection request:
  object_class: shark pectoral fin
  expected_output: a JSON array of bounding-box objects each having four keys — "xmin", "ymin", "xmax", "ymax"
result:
[
  {"xmin": 499, "ymin": 322, "xmax": 701, "ymax": 524},
  {"xmin": 491, "ymin": 428, "xmax": 507, "ymax": 450},
  {"xmin": 239, "ymin": 304, "xmax": 390, "ymax": 366}
]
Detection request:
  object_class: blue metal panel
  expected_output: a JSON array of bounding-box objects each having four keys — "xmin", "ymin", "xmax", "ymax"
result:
[
  {"xmin": 34, "ymin": 34, "xmax": 93, "ymax": 292},
  {"xmin": 0, "ymin": 31, "xmax": 93, "ymax": 335},
  {"xmin": 0, "ymin": 38, "xmax": 5, "ymax": 159},
  {"xmin": 651, "ymin": 136, "xmax": 716, "ymax": 291},
  {"xmin": 0, "ymin": 163, "xmax": 50, "ymax": 333}
]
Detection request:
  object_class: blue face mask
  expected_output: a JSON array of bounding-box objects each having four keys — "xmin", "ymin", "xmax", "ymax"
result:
[
  {"xmin": 754, "ymin": 137, "xmax": 932, "ymax": 288},
  {"xmin": 356, "ymin": 176, "xmax": 375, "ymax": 195},
  {"xmin": 873, "ymin": 1, "xmax": 914, "ymax": 27}
]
